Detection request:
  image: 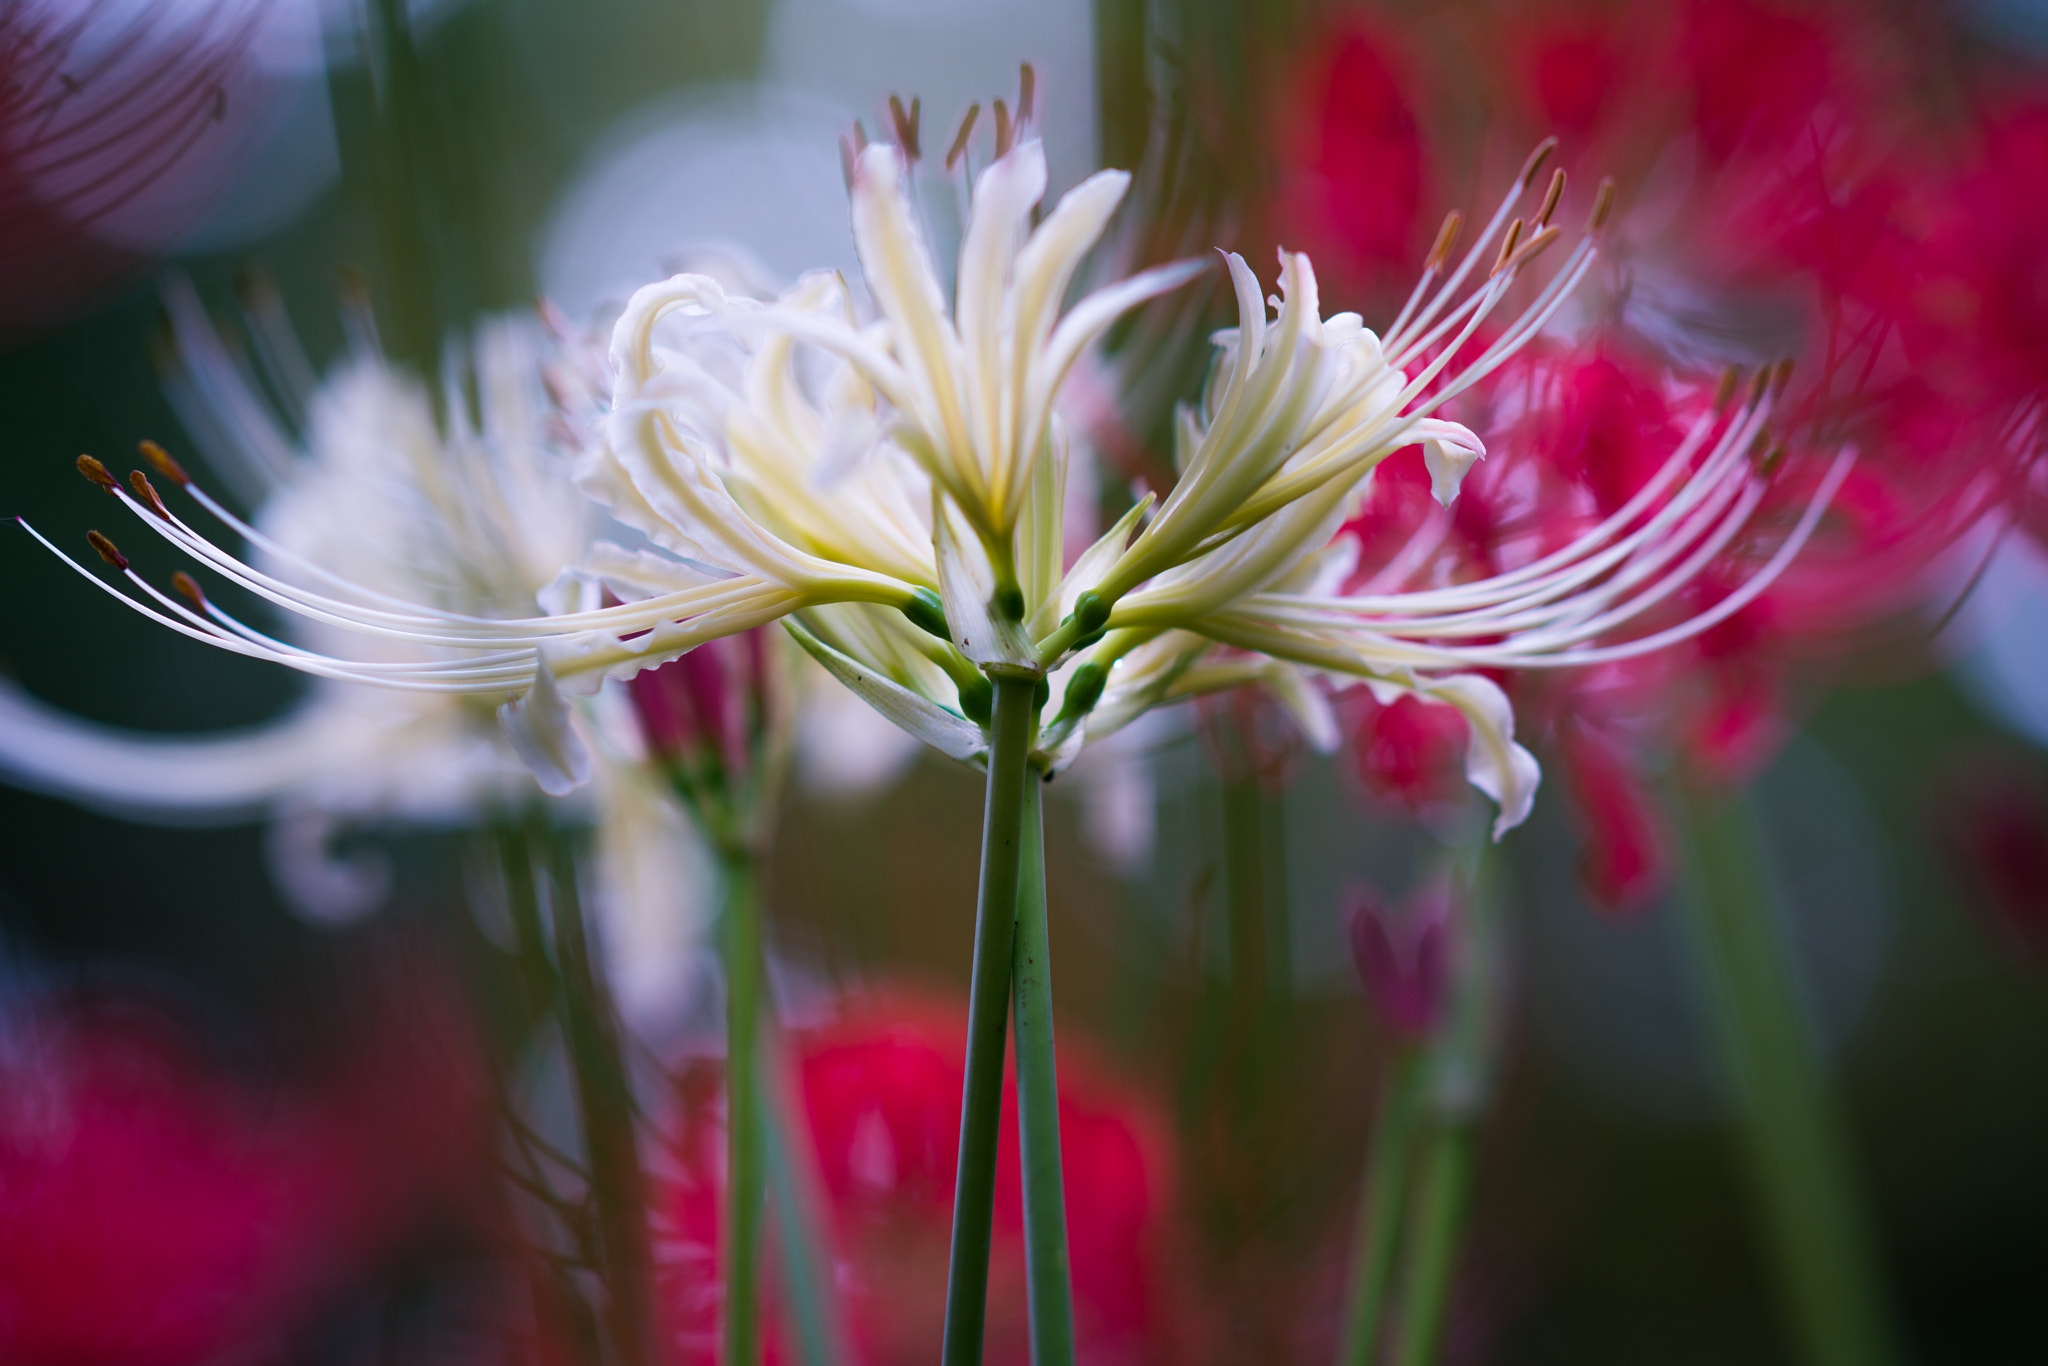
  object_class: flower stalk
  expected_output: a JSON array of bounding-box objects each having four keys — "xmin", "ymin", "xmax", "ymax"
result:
[
  {"xmin": 762, "ymin": 1020, "xmax": 852, "ymax": 1366},
  {"xmin": 1014, "ymin": 775, "xmax": 1077, "ymax": 1365},
  {"xmin": 1678, "ymin": 787, "xmax": 1899, "ymax": 1366},
  {"xmin": 1386, "ymin": 1119, "xmax": 1473, "ymax": 1366},
  {"xmin": 1336, "ymin": 1046, "xmax": 1427, "ymax": 1366},
  {"xmin": 721, "ymin": 846, "xmax": 767, "ymax": 1366},
  {"xmin": 941, "ymin": 667, "xmax": 1040, "ymax": 1366},
  {"xmin": 495, "ymin": 810, "xmax": 657, "ymax": 1366}
]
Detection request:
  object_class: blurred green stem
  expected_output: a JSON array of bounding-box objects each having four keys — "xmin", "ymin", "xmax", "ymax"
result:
[
  {"xmin": 1386, "ymin": 1119, "xmax": 1472, "ymax": 1366},
  {"xmin": 941, "ymin": 669, "xmax": 1039, "ymax": 1366},
  {"xmin": 1679, "ymin": 788, "xmax": 1898, "ymax": 1366},
  {"xmin": 1337, "ymin": 1047, "xmax": 1426, "ymax": 1366},
  {"xmin": 361, "ymin": 0, "xmax": 441, "ymax": 378},
  {"xmin": 494, "ymin": 813, "xmax": 656, "ymax": 1366},
  {"xmin": 1014, "ymin": 777, "xmax": 1077, "ymax": 1365},
  {"xmin": 1221, "ymin": 759, "xmax": 1288, "ymax": 1160},
  {"xmin": 721, "ymin": 848, "xmax": 766, "ymax": 1366},
  {"xmin": 762, "ymin": 1019, "xmax": 851, "ymax": 1366}
]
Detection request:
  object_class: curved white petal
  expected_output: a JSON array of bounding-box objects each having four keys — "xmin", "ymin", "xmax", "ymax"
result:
[
  {"xmin": 498, "ymin": 661, "xmax": 593, "ymax": 796},
  {"xmin": 1419, "ymin": 422, "xmax": 1487, "ymax": 508},
  {"xmin": 0, "ymin": 677, "xmax": 361, "ymax": 822},
  {"xmin": 1416, "ymin": 673, "xmax": 1542, "ymax": 840}
]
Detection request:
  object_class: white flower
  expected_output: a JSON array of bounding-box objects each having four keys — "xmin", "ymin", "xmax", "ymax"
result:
[
  {"xmin": 24, "ymin": 117, "xmax": 1852, "ymax": 843},
  {"xmin": 2, "ymin": 290, "xmax": 710, "ymax": 989}
]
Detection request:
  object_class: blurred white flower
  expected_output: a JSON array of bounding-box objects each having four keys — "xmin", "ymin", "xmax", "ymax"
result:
[{"xmin": 1, "ymin": 288, "xmax": 710, "ymax": 999}]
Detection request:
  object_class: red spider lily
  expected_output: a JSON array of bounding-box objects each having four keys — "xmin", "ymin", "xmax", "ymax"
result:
[
  {"xmin": 1937, "ymin": 756, "xmax": 2048, "ymax": 964},
  {"xmin": 0, "ymin": 972, "xmax": 490, "ymax": 1366},
  {"xmin": 1350, "ymin": 691, "xmax": 1472, "ymax": 817},
  {"xmin": 1271, "ymin": 25, "xmax": 1430, "ymax": 304},
  {"xmin": 1280, "ymin": 0, "xmax": 2045, "ymax": 902},
  {"xmin": 658, "ymin": 991, "xmax": 1182, "ymax": 1365},
  {"xmin": 1348, "ymin": 880, "xmax": 1457, "ymax": 1037},
  {"xmin": 1556, "ymin": 719, "xmax": 1670, "ymax": 914},
  {"xmin": 628, "ymin": 630, "xmax": 772, "ymax": 783},
  {"xmin": 0, "ymin": 1, "xmax": 264, "ymax": 339}
]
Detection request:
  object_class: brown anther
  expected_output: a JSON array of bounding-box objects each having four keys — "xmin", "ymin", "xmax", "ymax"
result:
[
  {"xmin": 945, "ymin": 103, "xmax": 981, "ymax": 171},
  {"xmin": 86, "ymin": 531, "xmax": 128, "ymax": 571},
  {"xmin": 138, "ymin": 439, "xmax": 189, "ymax": 487},
  {"xmin": 1746, "ymin": 366, "xmax": 1771, "ymax": 410},
  {"xmin": 839, "ymin": 134, "xmax": 857, "ymax": 189},
  {"xmin": 1518, "ymin": 137, "xmax": 1559, "ymax": 190},
  {"xmin": 171, "ymin": 571, "xmax": 206, "ymax": 611},
  {"xmin": 1425, "ymin": 210, "xmax": 1464, "ymax": 273},
  {"xmin": 1760, "ymin": 442, "xmax": 1788, "ymax": 478},
  {"xmin": 888, "ymin": 94, "xmax": 921, "ymax": 159},
  {"xmin": 1746, "ymin": 429, "xmax": 1773, "ymax": 464},
  {"xmin": 1590, "ymin": 177, "xmax": 1617, "ymax": 233},
  {"xmin": 1505, "ymin": 224, "xmax": 1562, "ymax": 271},
  {"xmin": 1770, "ymin": 358, "xmax": 1795, "ymax": 399},
  {"xmin": 1537, "ymin": 168, "xmax": 1566, "ymax": 227},
  {"xmin": 129, "ymin": 471, "xmax": 169, "ymax": 519},
  {"xmin": 852, "ymin": 120, "xmax": 869, "ymax": 153},
  {"xmin": 1715, "ymin": 367, "xmax": 1742, "ymax": 412},
  {"xmin": 1018, "ymin": 63, "xmax": 1036, "ymax": 124},
  {"xmin": 76, "ymin": 455, "xmax": 118, "ymax": 491},
  {"xmin": 993, "ymin": 98, "xmax": 1013, "ymax": 158},
  {"xmin": 1490, "ymin": 218, "xmax": 1526, "ymax": 276}
]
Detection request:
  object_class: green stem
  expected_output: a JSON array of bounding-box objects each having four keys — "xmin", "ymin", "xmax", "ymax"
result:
[
  {"xmin": 1336, "ymin": 1048, "xmax": 1427, "ymax": 1366},
  {"xmin": 539, "ymin": 815, "xmax": 657, "ymax": 1366},
  {"xmin": 1014, "ymin": 776, "xmax": 1077, "ymax": 1365},
  {"xmin": 1222, "ymin": 768, "xmax": 1271, "ymax": 1132},
  {"xmin": 940, "ymin": 670, "xmax": 1040, "ymax": 1366},
  {"xmin": 363, "ymin": 0, "xmax": 442, "ymax": 379},
  {"xmin": 1678, "ymin": 788, "xmax": 1898, "ymax": 1366},
  {"xmin": 1386, "ymin": 1120, "xmax": 1472, "ymax": 1366},
  {"xmin": 722, "ymin": 850, "xmax": 766, "ymax": 1366},
  {"xmin": 762, "ymin": 1022, "xmax": 851, "ymax": 1366}
]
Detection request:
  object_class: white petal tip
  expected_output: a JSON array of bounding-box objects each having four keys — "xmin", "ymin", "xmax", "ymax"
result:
[{"xmin": 498, "ymin": 665, "xmax": 593, "ymax": 796}]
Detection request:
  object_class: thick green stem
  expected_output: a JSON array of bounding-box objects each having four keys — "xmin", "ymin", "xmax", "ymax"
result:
[
  {"xmin": 537, "ymin": 817, "xmax": 657, "ymax": 1366},
  {"xmin": 1679, "ymin": 789, "xmax": 1899, "ymax": 1366},
  {"xmin": 1014, "ymin": 777, "xmax": 1077, "ymax": 1365},
  {"xmin": 940, "ymin": 670, "xmax": 1039, "ymax": 1366},
  {"xmin": 1336, "ymin": 1048, "xmax": 1427, "ymax": 1366},
  {"xmin": 722, "ymin": 851, "xmax": 766, "ymax": 1366},
  {"xmin": 1386, "ymin": 1121, "xmax": 1472, "ymax": 1366}
]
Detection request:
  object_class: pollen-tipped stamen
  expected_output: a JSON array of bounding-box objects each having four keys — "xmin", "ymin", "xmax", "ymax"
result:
[
  {"xmin": 129, "ymin": 471, "xmax": 170, "ymax": 519},
  {"xmin": 889, "ymin": 94, "xmax": 922, "ymax": 159},
  {"xmin": 139, "ymin": 439, "xmax": 190, "ymax": 487},
  {"xmin": 945, "ymin": 103, "xmax": 981, "ymax": 172},
  {"xmin": 86, "ymin": 530, "xmax": 127, "ymax": 570},
  {"xmin": 1536, "ymin": 169, "xmax": 1566, "ymax": 228},
  {"xmin": 77, "ymin": 456, "xmax": 118, "ymax": 492}
]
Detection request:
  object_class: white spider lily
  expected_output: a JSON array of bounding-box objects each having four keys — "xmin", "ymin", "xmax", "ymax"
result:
[
  {"xmin": 23, "ymin": 124, "xmax": 1851, "ymax": 842},
  {"xmin": 2, "ymin": 297, "xmax": 716, "ymax": 988}
]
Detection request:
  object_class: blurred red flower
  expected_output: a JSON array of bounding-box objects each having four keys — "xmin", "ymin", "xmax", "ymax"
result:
[
  {"xmin": 1348, "ymin": 880, "xmax": 1456, "ymax": 1037},
  {"xmin": 0, "ymin": 971, "xmax": 489, "ymax": 1366},
  {"xmin": 1282, "ymin": 0, "xmax": 2045, "ymax": 904},
  {"xmin": 0, "ymin": 2, "xmax": 264, "ymax": 339},
  {"xmin": 659, "ymin": 991, "xmax": 1183, "ymax": 1365},
  {"xmin": 1938, "ymin": 757, "xmax": 2048, "ymax": 963}
]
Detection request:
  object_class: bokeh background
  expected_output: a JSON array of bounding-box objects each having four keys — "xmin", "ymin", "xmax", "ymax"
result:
[{"xmin": 4, "ymin": 0, "xmax": 2048, "ymax": 1361}]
